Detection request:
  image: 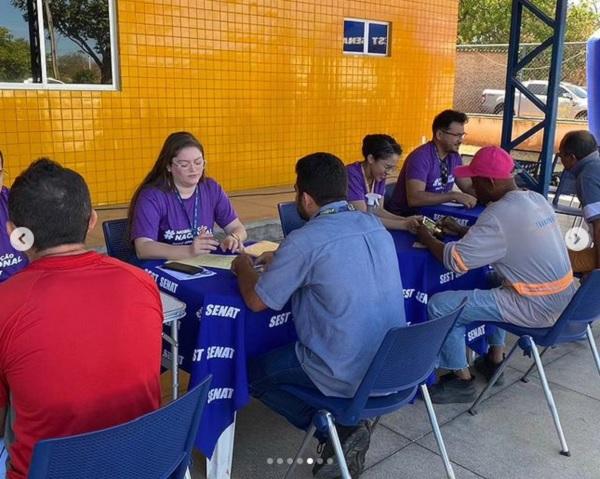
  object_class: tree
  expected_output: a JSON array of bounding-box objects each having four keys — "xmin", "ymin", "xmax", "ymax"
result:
[
  {"xmin": 57, "ymin": 51, "xmax": 101, "ymax": 83},
  {"xmin": 458, "ymin": 0, "xmax": 600, "ymax": 44},
  {"xmin": 11, "ymin": 0, "xmax": 112, "ymax": 83},
  {"xmin": 0, "ymin": 27, "xmax": 32, "ymax": 82}
]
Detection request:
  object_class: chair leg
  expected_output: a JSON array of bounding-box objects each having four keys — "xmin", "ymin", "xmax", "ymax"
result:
[
  {"xmin": 468, "ymin": 349, "xmax": 476, "ymax": 365},
  {"xmin": 325, "ymin": 412, "xmax": 351, "ymax": 479},
  {"xmin": 521, "ymin": 346, "xmax": 550, "ymax": 383},
  {"xmin": 284, "ymin": 422, "xmax": 317, "ymax": 479},
  {"xmin": 586, "ymin": 324, "xmax": 600, "ymax": 377},
  {"xmin": 469, "ymin": 341, "xmax": 519, "ymax": 416},
  {"xmin": 528, "ymin": 337, "xmax": 570, "ymax": 457},
  {"xmin": 420, "ymin": 384, "xmax": 456, "ymax": 479}
]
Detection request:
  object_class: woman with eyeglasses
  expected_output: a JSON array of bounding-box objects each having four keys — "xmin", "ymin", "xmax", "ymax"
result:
[
  {"xmin": 128, "ymin": 132, "xmax": 247, "ymax": 260},
  {"xmin": 0, "ymin": 150, "xmax": 28, "ymax": 282},
  {"xmin": 346, "ymin": 134, "xmax": 421, "ymax": 232},
  {"xmin": 385, "ymin": 110, "xmax": 477, "ymax": 216}
]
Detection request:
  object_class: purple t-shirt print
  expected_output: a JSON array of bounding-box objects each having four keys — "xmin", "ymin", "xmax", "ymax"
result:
[
  {"xmin": 0, "ymin": 187, "xmax": 28, "ymax": 283},
  {"xmin": 387, "ymin": 142, "xmax": 463, "ymax": 215},
  {"xmin": 346, "ymin": 162, "xmax": 386, "ymax": 202},
  {"xmin": 130, "ymin": 178, "xmax": 238, "ymax": 245}
]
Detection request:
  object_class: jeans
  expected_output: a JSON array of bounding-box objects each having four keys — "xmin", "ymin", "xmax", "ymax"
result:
[
  {"xmin": 428, "ymin": 289, "xmax": 507, "ymax": 370},
  {"xmin": 248, "ymin": 343, "xmax": 323, "ymax": 437}
]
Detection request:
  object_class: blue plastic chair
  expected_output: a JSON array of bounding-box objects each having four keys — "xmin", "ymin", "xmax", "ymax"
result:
[
  {"xmin": 282, "ymin": 301, "xmax": 466, "ymax": 479},
  {"xmin": 102, "ymin": 218, "xmax": 136, "ymax": 263},
  {"xmin": 277, "ymin": 201, "xmax": 306, "ymax": 237},
  {"xmin": 469, "ymin": 270, "xmax": 600, "ymax": 457},
  {"xmin": 28, "ymin": 375, "xmax": 212, "ymax": 479}
]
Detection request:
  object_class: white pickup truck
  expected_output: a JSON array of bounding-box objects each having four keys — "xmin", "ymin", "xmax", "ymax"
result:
[{"xmin": 480, "ymin": 80, "xmax": 588, "ymax": 120}]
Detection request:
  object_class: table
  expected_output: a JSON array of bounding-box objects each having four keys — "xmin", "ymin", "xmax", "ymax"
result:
[
  {"xmin": 389, "ymin": 230, "xmax": 492, "ymax": 354},
  {"xmin": 419, "ymin": 203, "xmax": 485, "ymax": 227},
  {"xmin": 142, "ymin": 222, "xmax": 493, "ymax": 478},
  {"xmin": 160, "ymin": 292, "xmax": 187, "ymax": 400},
  {"xmin": 141, "ymin": 262, "xmax": 296, "ymax": 478}
]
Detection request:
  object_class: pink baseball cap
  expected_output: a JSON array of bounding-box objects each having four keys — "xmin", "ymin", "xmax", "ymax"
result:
[{"xmin": 454, "ymin": 146, "xmax": 515, "ymax": 179}]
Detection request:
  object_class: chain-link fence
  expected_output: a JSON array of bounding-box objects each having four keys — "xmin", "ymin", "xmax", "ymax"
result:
[{"xmin": 453, "ymin": 42, "xmax": 588, "ymax": 121}]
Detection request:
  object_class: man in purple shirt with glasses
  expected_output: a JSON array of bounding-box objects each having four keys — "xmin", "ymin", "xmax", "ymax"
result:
[{"xmin": 386, "ymin": 110, "xmax": 477, "ymax": 216}]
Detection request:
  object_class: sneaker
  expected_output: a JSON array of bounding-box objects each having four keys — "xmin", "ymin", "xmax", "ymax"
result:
[
  {"xmin": 428, "ymin": 374, "xmax": 476, "ymax": 404},
  {"xmin": 313, "ymin": 422, "xmax": 371, "ymax": 478},
  {"xmin": 473, "ymin": 355, "xmax": 505, "ymax": 386}
]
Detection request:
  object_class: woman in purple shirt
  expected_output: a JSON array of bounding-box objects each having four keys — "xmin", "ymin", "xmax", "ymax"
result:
[
  {"xmin": 346, "ymin": 134, "xmax": 421, "ymax": 231},
  {"xmin": 128, "ymin": 132, "xmax": 247, "ymax": 260},
  {"xmin": 0, "ymin": 150, "xmax": 28, "ymax": 282}
]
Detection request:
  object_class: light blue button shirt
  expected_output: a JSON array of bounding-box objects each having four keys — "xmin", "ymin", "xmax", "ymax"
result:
[
  {"xmin": 572, "ymin": 150, "xmax": 600, "ymax": 223},
  {"xmin": 256, "ymin": 201, "xmax": 406, "ymax": 397}
]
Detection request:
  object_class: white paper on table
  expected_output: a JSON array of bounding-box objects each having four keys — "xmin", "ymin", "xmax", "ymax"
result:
[
  {"xmin": 244, "ymin": 241, "xmax": 279, "ymax": 257},
  {"xmin": 169, "ymin": 254, "xmax": 237, "ymax": 270},
  {"xmin": 441, "ymin": 202, "xmax": 465, "ymax": 208},
  {"xmin": 156, "ymin": 266, "xmax": 217, "ymax": 281}
]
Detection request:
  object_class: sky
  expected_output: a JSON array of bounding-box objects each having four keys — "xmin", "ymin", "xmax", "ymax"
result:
[{"xmin": 1, "ymin": 3, "xmax": 80, "ymax": 54}]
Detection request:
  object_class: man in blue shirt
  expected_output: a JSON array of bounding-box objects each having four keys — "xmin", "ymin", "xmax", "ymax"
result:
[
  {"xmin": 232, "ymin": 152, "xmax": 406, "ymax": 478},
  {"xmin": 558, "ymin": 131, "xmax": 600, "ymax": 273}
]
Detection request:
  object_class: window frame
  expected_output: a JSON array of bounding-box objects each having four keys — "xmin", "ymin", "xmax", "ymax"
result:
[
  {"xmin": 0, "ymin": 0, "xmax": 120, "ymax": 91},
  {"xmin": 343, "ymin": 18, "xmax": 390, "ymax": 57}
]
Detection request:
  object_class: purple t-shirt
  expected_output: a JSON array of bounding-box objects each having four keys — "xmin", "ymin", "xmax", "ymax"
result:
[
  {"xmin": 346, "ymin": 162, "xmax": 386, "ymax": 202},
  {"xmin": 130, "ymin": 178, "xmax": 238, "ymax": 245},
  {"xmin": 387, "ymin": 142, "xmax": 463, "ymax": 215},
  {"xmin": 0, "ymin": 187, "xmax": 28, "ymax": 283}
]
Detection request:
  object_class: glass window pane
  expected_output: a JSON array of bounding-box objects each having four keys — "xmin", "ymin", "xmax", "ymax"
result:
[
  {"xmin": 367, "ymin": 23, "xmax": 388, "ymax": 55},
  {"xmin": 43, "ymin": 0, "xmax": 112, "ymax": 84},
  {"xmin": 0, "ymin": 1, "xmax": 40, "ymax": 83},
  {"xmin": 344, "ymin": 20, "xmax": 365, "ymax": 53}
]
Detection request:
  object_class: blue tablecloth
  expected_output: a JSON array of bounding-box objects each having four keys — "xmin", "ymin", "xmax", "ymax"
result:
[
  {"xmin": 389, "ymin": 230, "xmax": 491, "ymax": 354},
  {"xmin": 141, "ymin": 262, "xmax": 296, "ymax": 458},
  {"xmin": 420, "ymin": 204, "xmax": 485, "ymax": 227},
  {"xmin": 141, "ymin": 220, "xmax": 493, "ymax": 458}
]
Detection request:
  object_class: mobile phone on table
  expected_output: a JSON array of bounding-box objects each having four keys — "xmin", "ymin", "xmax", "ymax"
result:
[
  {"xmin": 422, "ymin": 217, "xmax": 439, "ymax": 233},
  {"xmin": 162, "ymin": 262, "xmax": 207, "ymax": 275}
]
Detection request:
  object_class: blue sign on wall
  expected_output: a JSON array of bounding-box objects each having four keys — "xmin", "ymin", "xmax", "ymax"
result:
[
  {"xmin": 343, "ymin": 19, "xmax": 389, "ymax": 56},
  {"xmin": 343, "ymin": 20, "xmax": 365, "ymax": 53},
  {"xmin": 368, "ymin": 23, "xmax": 388, "ymax": 55}
]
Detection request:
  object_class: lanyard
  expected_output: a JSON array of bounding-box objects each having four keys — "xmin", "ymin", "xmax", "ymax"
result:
[
  {"xmin": 315, "ymin": 203, "xmax": 356, "ymax": 217},
  {"xmin": 175, "ymin": 186, "xmax": 200, "ymax": 238},
  {"xmin": 361, "ymin": 163, "xmax": 375, "ymax": 194},
  {"xmin": 432, "ymin": 144, "xmax": 450, "ymax": 186}
]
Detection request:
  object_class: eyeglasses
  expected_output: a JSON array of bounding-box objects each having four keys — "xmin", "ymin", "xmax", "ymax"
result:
[
  {"xmin": 172, "ymin": 158, "xmax": 206, "ymax": 169},
  {"xmin": 382, "ymin": 163, "xmax": 397, "ymax": 173},
  {"xmin": 442, "ymin": 130, "xmax": 467, "ymax": 139}
]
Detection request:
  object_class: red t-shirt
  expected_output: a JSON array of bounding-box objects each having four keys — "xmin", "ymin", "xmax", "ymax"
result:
[{"xmin": 0, "ymin": 252, "xmax": 163, "ymax": 479}]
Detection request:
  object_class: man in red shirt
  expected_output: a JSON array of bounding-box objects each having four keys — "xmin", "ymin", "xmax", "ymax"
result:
[{"xmin": 0, "ymin": 159, "xmax": 163, "ymax": 479}]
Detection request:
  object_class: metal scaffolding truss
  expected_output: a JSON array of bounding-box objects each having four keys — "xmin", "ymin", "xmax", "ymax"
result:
[{"xmin": 501, "ymin": 0, "xmax": 568, "ymax": 197}]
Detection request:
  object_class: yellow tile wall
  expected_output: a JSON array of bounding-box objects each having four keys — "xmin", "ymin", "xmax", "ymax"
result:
[{"xmin": 0, "ymin": 0, "xmax": 459, "ymax": 206}]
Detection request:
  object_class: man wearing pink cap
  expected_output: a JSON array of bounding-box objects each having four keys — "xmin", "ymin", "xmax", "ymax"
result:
[{"xmin": 417, "ymin": 146, "xmax": 576, "ymax": 404}]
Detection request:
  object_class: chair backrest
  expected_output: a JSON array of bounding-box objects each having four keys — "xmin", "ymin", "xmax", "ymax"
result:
[
  {"xmin": 346, "ymin": 300, "xmax": 466, "ymax": 418},
  {"xmin": 384, "ymin": 182, "xmax": 395, "ymax": 205},
  {"xmin": 544, "ymin": 270, "xmax": 600, "ymax": 343},
  {"xmin": 277, "ymin": 201, "xmax": 306, "ymax": 237},
  {"xmin": 102, "ymin": 219, "xmax": 135, "ymax": 262},
  {"xmin": 28, "ymin": 375, "xmax": 212, "ymax": 479},
  {"xmin": 552, "ymin": 169, "xmax": 578, "ymax": 206}
]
